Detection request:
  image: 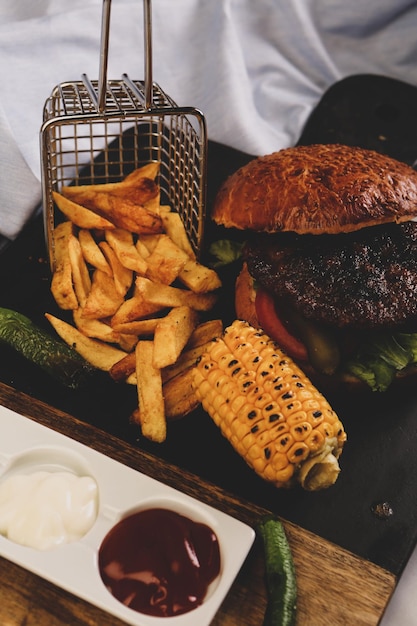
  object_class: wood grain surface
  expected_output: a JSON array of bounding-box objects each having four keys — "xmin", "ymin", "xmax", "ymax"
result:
[{"xmin": 0, "ymin": 381, "xmax": 396, "ymax": 625}]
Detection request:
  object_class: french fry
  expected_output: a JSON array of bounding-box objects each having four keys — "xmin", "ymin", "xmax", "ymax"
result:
[
  {"xmin": 51, "ymin": 262, "xmax": 77, "ymax": 310},
  {"xmin": 61, "ymin": 164, "xmax": 158, "ymax": 198},
  {"xmin": 135, "ymin": 276, "xmax": 217, "ymax": 311},
  {"xmin": 63, "ymin": 182, "xmax": 122, "ymax": 195},
  {"xmin": 145, "ymin": 234, "xmax": 189, "ymax": 285},
  {"xmin": 126, "ymin": 371, "xmax": 137, "ymax": 385},
  {"xmin": 109, "ymin": 351, "xmax": 136, "ymax": 382},
  {"xmin": 110, "ymin": 337, "xmax": 156, "ymax": 382},
  {"xmin": 161, "ymin": 340, "xmax": 216, "ymax": 384},
  {"xmin": 68, "ymin": 235, "xmax": 91, "ymax": 307},
  {"xmin": 117, "ymin": 334, "xmax": 138, "ymax": 353},
  {"xmin": 53, "ymin": 191, "xmax": 115, "ymax": 230},
  {"xmin": 124, "ymin": 162, "xmax": 159, "ymax": 183},
  {"xmin": 111, "ymin": 318, "xmax": 160, "ymax": 335},
  {"xmin": 50, "ymin": 221, "xmax": 78, "ymax": 310},
  {"xmin": 178, "ymin": 259, "xmax": 222, "ymax": 293},
  {"xmin": 45, "ymin": 313, "xmax": 127, "ymax": 370},
  {"xmin": 105, "ymin": 228, "xmax": 148, "ymax": 274},
  {"xmin": 73, "ymin": 308, "xmax": 121, "ymax": 343},
  {"xmin": 62, "ymin": 175, "xmax": 159, "ymax": 206},
  {"xmin": 82, "ymin": 269, "xmax": 125, "ymax": 319},
  {"xmin": 185, "ymin": 319, "xmax": 224, "ymax": 349},
  {"xmin": 160, "ymin": 211, "xmax": 196, "ymax": 260},
  {"xmin": 65, "ymin": 187, "xmax": 163, "ymax": 235},
  {"xmin": 99, "ymin": 241, "xmax": 133, "ymax": 297},
  {"xmin": 91, "ymin": 184, "xmax": 155, "ymax": 206},
  {"xmin": 53, "ymin": 220, "xmax": 74, "ymax": 260},
  {"xmin": 134, "ymin": 340, "xmax": 166, "ymax": 443},
  {"xmin": 153, "ymin": 306, "xmax": 198, "ymax": 368},
  {"xmin": 161, "ymin": 320, "xmax": 223, "ymax": 383},
  {"xmin": 111, "ymin": 294, "xmax": 165, "ymax": 326},
  {"xmin": 143, "ymin": 193, "xmax": 162, "ymax": 214},
  {"xmin": 75, "ymin": 307, "xmax": 138, "ymax": 352},
  {"xmin": 135, "ymin": 237, "xmax": 151, "ymax": 260},
  {"xmin": 78, "ymin": 229, "xmax": 112, "ymax": 276},
  {"xmin": 49, "ymin": 160, "xmax": 222, "ymax": 435},
  {"xmin": 137, "ymin": 233, "xmax": 163, "ymax": 254},
  {"xmin": 163, "ymin": 367, "xmax": 200, "ymax": 420},
  {"xmin": 65, "ymin": 164, "xmax": 158, "ymax": 192}
]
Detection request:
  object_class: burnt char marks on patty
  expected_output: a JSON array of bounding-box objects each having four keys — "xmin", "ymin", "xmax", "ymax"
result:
[{"xmin": 245, "ymin": 221, "xmax": 417, "ymax": 330}]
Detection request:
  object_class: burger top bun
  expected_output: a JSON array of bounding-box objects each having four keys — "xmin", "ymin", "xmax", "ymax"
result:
[{"xmin": 212, "ymin": 143, "xmax": 417, "ymax": 235}]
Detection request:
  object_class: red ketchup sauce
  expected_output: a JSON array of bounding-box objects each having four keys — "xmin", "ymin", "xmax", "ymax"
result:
[{"xmin": 98, "ymin": 508, "xmax": 221, "ymax": 617}]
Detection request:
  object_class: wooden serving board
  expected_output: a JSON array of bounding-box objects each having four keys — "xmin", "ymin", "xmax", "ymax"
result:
[{"xmin": 0, "ymin": 382, "xmax": 395, "ymax": 626}]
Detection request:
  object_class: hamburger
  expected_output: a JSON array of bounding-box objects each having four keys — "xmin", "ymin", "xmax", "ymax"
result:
[{"xmin": 211, "ymin": 143, "xmax": 417, "ymax": 392}]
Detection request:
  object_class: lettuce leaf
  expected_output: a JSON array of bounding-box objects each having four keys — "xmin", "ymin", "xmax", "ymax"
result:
[
  {"xmin": 208, "ymin": 239, "xmax": 244, "ymax": 268},
  {"xmin": 396, "ymin": 333, "xmax": 417, "ymax": 363},
  {"xmin": 344, "ymin": 332, "xmax": 416, "ymax": 392}
]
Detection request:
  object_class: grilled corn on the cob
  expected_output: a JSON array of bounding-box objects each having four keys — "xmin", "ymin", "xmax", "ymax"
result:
[{"xmin": 192, "ymin": 320, "xmax": 346, "ymax": 490}]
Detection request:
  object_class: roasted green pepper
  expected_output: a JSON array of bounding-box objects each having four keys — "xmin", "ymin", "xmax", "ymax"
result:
[
  {"xmin": 257, "ymin": 515, "xmax": 297, "ymax": 626},
  {"xmin": 0, "ymin": 307, "xmax": 96, "ymax": 389}
]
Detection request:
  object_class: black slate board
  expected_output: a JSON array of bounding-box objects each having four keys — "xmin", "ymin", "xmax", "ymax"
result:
[
  {"xmin": 1, "ymin": 74, "xmax": 417, "ymax": 578},
  {"xmin": 297, "ymin": 73, "xmax": 417, "ymax": 166}
]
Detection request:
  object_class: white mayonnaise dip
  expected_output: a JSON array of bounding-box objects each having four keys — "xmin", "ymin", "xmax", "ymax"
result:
[{"xmin": 0, "ymin": 470, "xmax": 98, "ymax": 550}]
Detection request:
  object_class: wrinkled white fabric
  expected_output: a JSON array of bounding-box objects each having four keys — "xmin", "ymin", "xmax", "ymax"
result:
[
  {"xmin": 0, "ymin": 0, "xmax": 417, "ymax": 239},
  {"xmin": 0, "ymin": 99, "xmax": 41, "ymax": 239}
]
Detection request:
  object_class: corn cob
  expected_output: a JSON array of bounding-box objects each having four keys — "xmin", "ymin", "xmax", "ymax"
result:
[{"xmin": 192, "ymin": 320, "xmax": 346, "ymax": 490}]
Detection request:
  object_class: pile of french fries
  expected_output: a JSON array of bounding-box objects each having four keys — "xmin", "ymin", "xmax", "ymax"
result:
[{"xmin": 45, "ymin": 163, "xmax": 223, "ymax": 443}]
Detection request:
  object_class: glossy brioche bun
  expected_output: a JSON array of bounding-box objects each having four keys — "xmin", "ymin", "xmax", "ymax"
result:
[{"xmin": 212, "ymin": 144, "xmax": 417, "ymax": 235}]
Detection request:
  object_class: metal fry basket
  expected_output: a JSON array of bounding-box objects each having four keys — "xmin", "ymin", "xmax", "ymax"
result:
[{"xmin": 40, "ymin": 0, "xmax": 207, "ymax": 270}]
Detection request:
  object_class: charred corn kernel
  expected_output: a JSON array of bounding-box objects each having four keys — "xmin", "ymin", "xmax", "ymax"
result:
[
  {"xmin": 290, "ymin": 422, "xmax": 312, "ymax": 441},
  {"xmin": 192, "ymin": 320, "xmax": 347, "ymax": 490},
  {"xmin": 305, "ymin": 429, "xmax": 325, "ymax": 453}
]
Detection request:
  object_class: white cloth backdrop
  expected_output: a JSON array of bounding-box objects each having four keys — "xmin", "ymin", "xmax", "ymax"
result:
[{"xmin": 1, "ymin": 1, "xmax": 417, "ymax": 621}]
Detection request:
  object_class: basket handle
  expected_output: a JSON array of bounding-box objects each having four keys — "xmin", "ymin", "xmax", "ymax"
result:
[{"xmin": 97, "ymin": 0, "xmax": 153, "ymax": 112}]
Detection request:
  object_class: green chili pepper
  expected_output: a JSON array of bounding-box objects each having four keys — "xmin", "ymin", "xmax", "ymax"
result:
[
  {"xmin": 257, "ymin": 515, "xmax": 297, "ymax": 626},
  {"xmin": 0, "ymin": 307, "xmax": 96, "ymax": 389}
]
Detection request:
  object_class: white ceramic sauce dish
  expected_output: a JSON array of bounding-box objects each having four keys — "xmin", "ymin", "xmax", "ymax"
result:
[{"xmin": 0, "ymin": 404, "xmax": 255, "ymax": 626}]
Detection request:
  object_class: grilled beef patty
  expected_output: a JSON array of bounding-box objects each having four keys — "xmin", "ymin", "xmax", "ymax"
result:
[{"xmin": 245, "ymin": 221, "xmax": 417, "ymax": 330}]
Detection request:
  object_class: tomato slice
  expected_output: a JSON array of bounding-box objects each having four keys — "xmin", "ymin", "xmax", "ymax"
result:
[{"xmin": 255, "ymin": 288, "xmax": 309, "ymax": 362}]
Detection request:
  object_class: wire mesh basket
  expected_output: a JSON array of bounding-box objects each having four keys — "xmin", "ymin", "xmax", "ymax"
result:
[{"xmin": 40, "ymin": 0, "xmax": 207, "ymax": 270}]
